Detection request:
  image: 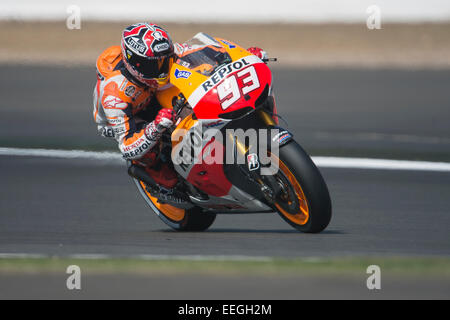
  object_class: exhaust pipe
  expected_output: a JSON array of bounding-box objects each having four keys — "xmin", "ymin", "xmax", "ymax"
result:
[
  {"xmin": 127, "ymin": 160, "xmax": 194, "ymax": 209},
  {"xmin": 127, "ymin": 162, "xmax": 157, "ymax": 188}
]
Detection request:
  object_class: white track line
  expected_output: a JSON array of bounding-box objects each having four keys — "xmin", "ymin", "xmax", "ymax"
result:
[
  {"xmin": 1, "ymin": 147, "xmax": 450, "ymax": 172},
  {"xmin": 133, "ymin": 254, "xmax": 273, "ymax": 262},
  {"xmin": 0, "ymin": 253, "xmax": 273, "ymax": 262},
  {"xmin": 312, "ymin": 156, "xmax": 450, "ymax": 172},
  {"xmin": 0, "ymin": 253, "xmax": 48, "ymax": 259},
  {"xmin": 0, "ymin": 147, "xmax": 123, "ymax": 162}
]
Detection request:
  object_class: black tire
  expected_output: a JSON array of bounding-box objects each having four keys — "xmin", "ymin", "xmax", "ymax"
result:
[
  {"xmin": 178, "ymin": 208, "xmax": 217, "ymax": 232},
  {"xmin": 274, "ymin": 141, "xmax": 332, "ymax": 233},
  {"xmin": 133, "ymin": 178, "xmax": 216, "ymax": 231}
]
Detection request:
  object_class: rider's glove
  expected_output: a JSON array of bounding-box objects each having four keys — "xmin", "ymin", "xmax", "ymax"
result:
[
  {"xmin": 247, "ymin": 47, "xmax": 268, "ymax": 62},
  {"xmin": 155, "ymin": 108, "xmax": 175, "ymax": 130},
  {"xmin": 145, "ymin": 108, "xmax": 175, "ymax": 141}
]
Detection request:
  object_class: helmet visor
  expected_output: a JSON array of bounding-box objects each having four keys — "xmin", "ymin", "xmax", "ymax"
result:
[{"xmin": 129, "ymin": 54, "xmax": 174, "ymax": 80}]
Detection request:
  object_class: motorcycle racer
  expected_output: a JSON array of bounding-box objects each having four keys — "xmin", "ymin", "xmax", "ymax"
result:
[{"xmin": 92, "ymin": 22, "xmax": 267, "ymax": 193}]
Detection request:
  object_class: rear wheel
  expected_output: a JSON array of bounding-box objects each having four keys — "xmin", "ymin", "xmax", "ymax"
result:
[
  {"xmin": 272, "ymin": 141, "xmax": 332, "ymax": 233},
  {"xmin": 133, "ymin": 179, "xmax": 216, "ymax": 231}
]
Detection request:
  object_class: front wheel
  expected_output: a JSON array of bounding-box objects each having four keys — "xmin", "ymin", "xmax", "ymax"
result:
[
  {"xmin": 133, "ymin": 179, "xmax": 216, "ymax": 231},
  {"xmin": 271, "ymin": 141, "xmax": 332, "ymax": 233}
]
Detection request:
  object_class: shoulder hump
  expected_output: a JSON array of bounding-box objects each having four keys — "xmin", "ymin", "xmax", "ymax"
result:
[{"xmin": 96, "ymin": 46, "xmax": 122, "ymax": 79}]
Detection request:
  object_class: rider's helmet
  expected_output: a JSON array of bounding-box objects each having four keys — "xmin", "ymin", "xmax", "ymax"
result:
[{"xmin": 121, "ymin": 23, "xmax": 175, "ymax": 88}]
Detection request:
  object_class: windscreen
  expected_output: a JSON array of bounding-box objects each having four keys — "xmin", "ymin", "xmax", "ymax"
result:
[{"xmin": 177, "ymin": 33, "xmax": 232, "ymax": 77}]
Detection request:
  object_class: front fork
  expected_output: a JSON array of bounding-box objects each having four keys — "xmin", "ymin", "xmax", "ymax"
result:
[{"xmin": 230, "ymin": 109, "xmax": 293, "ymax": 205}]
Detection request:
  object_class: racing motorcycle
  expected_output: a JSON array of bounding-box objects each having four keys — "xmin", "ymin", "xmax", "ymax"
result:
[{"xmin": 128, "ymin": 33, "xmax": 331, "ymax": 233}]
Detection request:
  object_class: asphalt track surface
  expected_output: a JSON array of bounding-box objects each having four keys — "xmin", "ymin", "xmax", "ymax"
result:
[
  {"xmin": 0, "ymin": 155, "xmax": 449, "ymax": 257},
  {"xmin": 0, "ymin": 66, "xmax": 449, "ymax": 298}
]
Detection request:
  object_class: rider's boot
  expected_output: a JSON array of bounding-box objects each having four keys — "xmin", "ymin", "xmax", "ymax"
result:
[{"xmin": 129, "ymin": 149, "xmax": 186, "ymax": 204}]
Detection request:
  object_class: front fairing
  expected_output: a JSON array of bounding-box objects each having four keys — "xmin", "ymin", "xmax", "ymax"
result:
[
  {"xmin": 161, "ymin": 32, "xmax": 273, "ymax": 120},
  {"xmin": 187, "ymin": 55, "xmax": 272, "ymax": 119}
]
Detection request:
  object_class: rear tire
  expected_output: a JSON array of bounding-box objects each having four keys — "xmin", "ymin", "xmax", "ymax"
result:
[
  {"xmin": 133, "ymin": 178, "xmax": 216, "ymax": 231},
  {"xmin": 179, "ymin": 208, "xmax": 217, "ymax": 231},
  {"xmin": 273, "ymin": 141, "xmax": 332, "ymax": 233}
]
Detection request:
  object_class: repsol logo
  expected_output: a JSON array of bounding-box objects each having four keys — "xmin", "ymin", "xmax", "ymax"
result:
[
  {"xmin": 202, "ymin": 58, "xmax": 251, "ymax": 92},
  {"xmin": 122, "ymin": 141, "xmax": 150, "ymax": 159}
]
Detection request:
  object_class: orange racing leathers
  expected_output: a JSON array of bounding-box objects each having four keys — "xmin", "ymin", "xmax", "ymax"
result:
[
  {"xmin": 93, "ymin": 45, "xmax": 168, "ymax": 160},
  {"xmin": 92, "ymin": 46, "xmax": 179, "ymax": 188}
]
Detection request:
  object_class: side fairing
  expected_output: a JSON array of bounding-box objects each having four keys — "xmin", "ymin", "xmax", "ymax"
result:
[{"xmin": 171, "ymin": 115, "xmax": 232, "ymax": 197}]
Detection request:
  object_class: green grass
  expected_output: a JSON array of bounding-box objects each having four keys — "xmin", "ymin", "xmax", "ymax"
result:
[{"xmin": 1, "ymin": 256, "xmax": 449, "ymax": 278}]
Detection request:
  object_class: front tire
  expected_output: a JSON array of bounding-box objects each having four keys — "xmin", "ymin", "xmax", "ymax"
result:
[
  {"xmin": 273, "ymin": 141, "xmax": 332, "ymax": 233},
  {"xmin": 133, "ymin": 179, "xmax": 216, "ymax": 231}
]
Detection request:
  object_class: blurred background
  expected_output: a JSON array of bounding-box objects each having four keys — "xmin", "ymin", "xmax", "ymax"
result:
[{"xmin": 0, "ymin": 0, "xmax": 449, "ymax": 299}]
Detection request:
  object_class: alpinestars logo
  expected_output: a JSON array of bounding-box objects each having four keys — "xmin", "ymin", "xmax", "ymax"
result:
[{"xmin": 103, "ymin": 96, "xmax": 128, "ymax": 110}]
